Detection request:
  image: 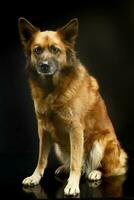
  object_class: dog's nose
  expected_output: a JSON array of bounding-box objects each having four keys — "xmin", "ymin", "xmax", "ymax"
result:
[
  {"xmin": 37, "ymin": 60, "xmax": 57, "ymax": 75},
  {"xmin": 39, "ymin": 61, "xmax": 50, "ymax": 73}
]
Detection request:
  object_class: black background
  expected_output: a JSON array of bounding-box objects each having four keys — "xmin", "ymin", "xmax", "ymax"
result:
[
  {"xmin": 1, "ymin": 0, "xmax": 134, "ymax": 153},
  {"xmin": 0, "ymin": 0, "xmax": 134, "ymax": 198}
]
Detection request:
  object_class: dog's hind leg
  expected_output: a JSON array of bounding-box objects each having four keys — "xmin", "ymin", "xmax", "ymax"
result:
[
  {"xmin": 85, "ymin": 130, "xmax": 112, "ymax": 181},
  {"xmin": 101, "ymin": 141, "xmax": 128, "ymax": 177},
  {"xmin": 86, "ymin": 140, "xmax": 104, "ymax": 181},
  {"xmin": 85, "ymin": 133, "xmax": 127, "ymax": 181}
]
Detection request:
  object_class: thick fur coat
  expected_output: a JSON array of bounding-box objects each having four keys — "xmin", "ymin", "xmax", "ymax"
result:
[{"xmin": 18, "ymin": 18, "xmax": 127, "ymax": 196}]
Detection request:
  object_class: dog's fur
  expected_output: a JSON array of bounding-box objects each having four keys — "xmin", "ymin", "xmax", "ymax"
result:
[{"xmin": 18, "ymin": 18, "xmax": 127, "ymax": 196}]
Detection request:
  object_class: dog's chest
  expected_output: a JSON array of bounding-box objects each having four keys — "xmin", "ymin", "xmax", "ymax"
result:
[{"xmin": 35, "ymin": 95, "xmax": 72, "ymax": 143}]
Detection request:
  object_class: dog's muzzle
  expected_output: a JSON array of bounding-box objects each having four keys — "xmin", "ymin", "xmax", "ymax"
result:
[{"xmin": 37, "ymin": 60, "xmax": 58, "ymax": 75}]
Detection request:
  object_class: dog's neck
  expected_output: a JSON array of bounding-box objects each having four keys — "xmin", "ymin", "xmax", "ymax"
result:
[
  {"xmin": 27, "ymin": 61, "xmax": 87, "ymax": 106},
  {"xmin": 27, "ymin": 64, "xmax": 76, "ymax": 91}
]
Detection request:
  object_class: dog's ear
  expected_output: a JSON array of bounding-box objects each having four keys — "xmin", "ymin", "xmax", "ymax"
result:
[
  {"xmin": 58, "ymin": 18, "xmax": 78, "ymax": 47},
  {"xmin": 18, "ymin": 18, "xmax": 39, "ymax": 50}
]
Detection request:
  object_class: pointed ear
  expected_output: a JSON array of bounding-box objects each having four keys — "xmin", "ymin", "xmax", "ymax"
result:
[
  {"xmin": 58, "ymin": 18, "xmax": 78, "ymax": 47},
  {"xmin": 18, "ymin": 17, "xmax": 39, "ymax": 49}
]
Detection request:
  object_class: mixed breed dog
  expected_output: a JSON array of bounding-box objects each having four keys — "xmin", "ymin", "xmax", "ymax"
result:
[{"xmin": 18, "ymin": 18, "xmax": 127, "ymax": 196}]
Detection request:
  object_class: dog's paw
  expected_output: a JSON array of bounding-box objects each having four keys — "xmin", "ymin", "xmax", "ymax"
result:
[
  {"xmin": 88, "ymin": 170, "xmax": 102, "ymax": 181},
  {"xmin": 55, "ymin": 165, "xmax": 67, "ymax": 175},
  {"xmin": 64, "ymin": 181, "xmax": 80, "ymax": 196},
  {"xmin": 88, "ymin": 179, "xmax": 102, "ymax": 188},
  {"xmin": 22, "ymin": 173, "xmax": 41, "ymax": 187}
]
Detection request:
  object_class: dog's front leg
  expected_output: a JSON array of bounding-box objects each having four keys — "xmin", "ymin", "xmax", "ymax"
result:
[
  {"xmin": 22, "ymin": 120, "xmax": 52, "ymax": 186},
  {"xmin": 64, "ymin": 124, "xmax": 84, "ymax": 196}
]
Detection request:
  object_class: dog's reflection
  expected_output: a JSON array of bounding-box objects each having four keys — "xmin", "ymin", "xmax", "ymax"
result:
[
  {"xmin": 22, "ymin": 175, "xmax": 126, "ymax": 198},
  {"xmin": 101, "ymin": 175, "xmax": 126, "ymax": 198},
  {"xmin": 22, "ymin": 184, "xmax": 47, "ymax": 199},
  {"xmin": 80, "ymin": 175, "xmax": 126, "ymax": 198}
]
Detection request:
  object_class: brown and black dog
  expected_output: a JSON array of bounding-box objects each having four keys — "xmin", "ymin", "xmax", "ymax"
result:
[{"xmin": 18, "ymin": 18, "xmax": 127, "ymax": 196}]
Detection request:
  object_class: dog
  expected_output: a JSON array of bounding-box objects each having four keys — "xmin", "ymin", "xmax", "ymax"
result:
[{"xmin": 18, "ymin": 18, "xmax": 127, "ymax": 196}]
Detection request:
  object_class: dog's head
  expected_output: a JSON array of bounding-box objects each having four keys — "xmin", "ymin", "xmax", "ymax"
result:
[{"xmin": 18, "ymin": 18, "xmax": 78, "ymax": 76}]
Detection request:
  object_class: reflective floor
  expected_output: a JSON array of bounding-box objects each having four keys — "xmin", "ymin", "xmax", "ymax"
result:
[{"xmin": 0, "ymin": 150, "xmax": 134, "ymax": 199}]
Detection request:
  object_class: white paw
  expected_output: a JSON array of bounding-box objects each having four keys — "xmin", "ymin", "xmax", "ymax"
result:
[
  {"xmin": 64, "ymin": 182, "xmax": 80, "ymax": 196},
  {"xmin": 88, "ymin": 170, "xmax": 102, "ymax": 181},
  {"xmin": 55, "ymin": 165, "xmax": 67, "ymax": 175},
  {"xmin": 22, "ymin": 173, "xmax": 41, "ymax": 187}
]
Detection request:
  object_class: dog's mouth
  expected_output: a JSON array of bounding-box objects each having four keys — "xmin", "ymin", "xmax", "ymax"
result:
[{"xmin": 36, "ymin": 60, "xmax": 58, "ymax": 76}]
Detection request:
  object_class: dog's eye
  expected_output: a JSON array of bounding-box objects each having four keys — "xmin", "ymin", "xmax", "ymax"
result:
[
  {"xmin": 50, "ymin": 45, "xmax": 60, "ymax": 54},
  {"xmin": 33, "ymin": 46, "xmax": 43, "ymax": 55}
]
